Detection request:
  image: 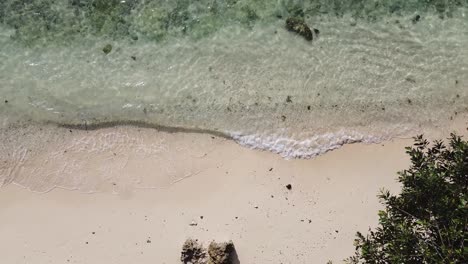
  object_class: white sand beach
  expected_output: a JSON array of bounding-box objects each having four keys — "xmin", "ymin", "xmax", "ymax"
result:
[{"xmin": 0, "ymin": 118, "xmax": 466, "ymax": 264}]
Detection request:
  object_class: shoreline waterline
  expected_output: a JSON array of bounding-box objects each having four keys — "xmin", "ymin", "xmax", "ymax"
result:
[{"xmin": 1, "ymin": 117, "xmax": 466, "ymax": 193}]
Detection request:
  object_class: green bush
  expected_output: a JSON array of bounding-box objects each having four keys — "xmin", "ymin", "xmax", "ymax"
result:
[{"xmin": 349, "ymin": 134, "xmax": 467, "ymax": 264}]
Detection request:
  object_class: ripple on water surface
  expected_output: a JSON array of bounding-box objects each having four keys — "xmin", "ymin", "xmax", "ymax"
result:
[{"xmin": 0, "ymin": 1, "xmax": 467, "ymax": 159}]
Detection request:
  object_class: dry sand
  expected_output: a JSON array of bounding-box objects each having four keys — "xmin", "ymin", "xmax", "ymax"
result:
[{"xmin": 0, "ymin": 118, "xmax": 466, "ymax": 264}]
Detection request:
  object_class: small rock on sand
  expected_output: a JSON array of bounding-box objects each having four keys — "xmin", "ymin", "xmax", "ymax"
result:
[
  {"xmin": 181, "ymin": 239, "xmax": 206, "ymax": 264},
  {"xmin": 180, "ymin": 239, "xmax": 236, "ymax": 264}
]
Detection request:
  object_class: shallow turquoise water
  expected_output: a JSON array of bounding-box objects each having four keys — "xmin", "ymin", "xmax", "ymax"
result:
[{"xmin": 0, "ymin": 0, "xmax": 467, "ymax": 158}]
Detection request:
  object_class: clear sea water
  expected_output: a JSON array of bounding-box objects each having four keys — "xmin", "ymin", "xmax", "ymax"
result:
[{"xmin": 0, "ymin": 0, "xmax": 467, "ymax": 159}]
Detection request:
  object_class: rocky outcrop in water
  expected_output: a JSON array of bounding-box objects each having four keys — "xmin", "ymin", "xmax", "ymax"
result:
[
  {"xmin": 2, "ymin": 0, "xmax": 465, "ymax": 44},
  {"xmin": 285, "ymin": 17, "xmax": 313, "ymax": 41}
]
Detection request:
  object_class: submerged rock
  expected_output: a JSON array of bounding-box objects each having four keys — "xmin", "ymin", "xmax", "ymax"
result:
[
  {"xmin": 181, "ymin": 239, "xmax": 206, "ymax": 264},
  {"xmin": 207, "ymin": 241, "xmax": 236, "ymax": 264},
  {"xmin": 102, "ymin": 44, "xmax": 112, "ymax": 54},
  {"xmin": 285, "ymin": 17, "xmax": 313, "ymax": 41},
  {"xmin": 412, "ymin": 14, "xmax": 421, "ymax": 24}
]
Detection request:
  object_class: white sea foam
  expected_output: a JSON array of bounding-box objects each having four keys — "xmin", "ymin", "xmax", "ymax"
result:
[{"xmin": 232, "ymin": 130, "xmax": 388, "ymax": 159}]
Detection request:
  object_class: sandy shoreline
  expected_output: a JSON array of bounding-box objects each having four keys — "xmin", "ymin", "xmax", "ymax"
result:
[{"xmin": 0, "ymin": 118, "xmax": 466, "ymax": 263}]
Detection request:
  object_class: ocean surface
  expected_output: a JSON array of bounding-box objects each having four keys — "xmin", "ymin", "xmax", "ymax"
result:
[{"xmin": 1, "ymin": 0, "xmax": 467, "ymax": 159}]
